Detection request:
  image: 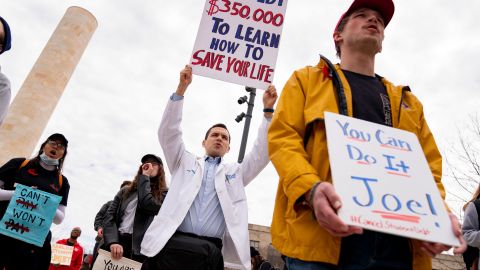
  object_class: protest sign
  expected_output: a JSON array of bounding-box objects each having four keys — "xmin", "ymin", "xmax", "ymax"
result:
[
  {"xmin": 51, "ymin": 243, "xmax": 74, "ymax": 266},
  {"xmin": 0, "ymin": 184, "xmax": 61, "ymax": 247},
  {"xmin": 92, "ymin": 249, "xmax": 142, "ymax": 270},
  {"xmin": 324, "ymin": 112, "xmax": 460, "ymax": 246},
  {"xmin": 190, "ymin": 0, "xmax": 288, "ymax": 89}
]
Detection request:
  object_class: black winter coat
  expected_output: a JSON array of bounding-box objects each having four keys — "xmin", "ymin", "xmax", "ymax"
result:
[
  {"xmin": 94, "ymin": 200, "xmax": 112, "ymax": 232},
  {"xmin": 103, "ymin": 175, "xmax": 166, "ymax": 256}
]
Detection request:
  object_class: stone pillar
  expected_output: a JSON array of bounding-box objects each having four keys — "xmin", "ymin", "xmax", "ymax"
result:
[{"xmin": 0, "ymin": 6, "xmax": 97, "ymax": 165}]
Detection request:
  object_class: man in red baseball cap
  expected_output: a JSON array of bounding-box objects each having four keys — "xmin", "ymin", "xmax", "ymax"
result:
[
  {"xmin": 333, "ymin": 0, "xmax": 393, "ymax": 59},
  {"xmin": 268, "ymin": 0, "xmax": 466, "ymax": 269}
]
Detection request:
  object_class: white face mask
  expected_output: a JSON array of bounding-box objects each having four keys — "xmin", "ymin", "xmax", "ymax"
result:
[{"xmin": 40, "ymin": 153, "xmax": 59, "ymax": 166}]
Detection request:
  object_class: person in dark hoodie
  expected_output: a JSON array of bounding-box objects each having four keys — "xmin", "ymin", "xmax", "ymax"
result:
[{"xmin": 103, "ymin": 154, "xmax": 167, "ymax": 269}]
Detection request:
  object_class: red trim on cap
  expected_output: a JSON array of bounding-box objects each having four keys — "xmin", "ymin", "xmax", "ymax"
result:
[{"xmin": 334, "ymin": 0, "xmax": 394, "ymax": 33}]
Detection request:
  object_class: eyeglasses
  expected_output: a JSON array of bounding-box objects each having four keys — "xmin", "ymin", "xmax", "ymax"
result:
[
  {"xmin": 47, "ymin": 140, "xmax": 65, "ymax": 149},
  {"xmin": 143, "ymin": 162, "xmax": 160, "ymax": 167}
]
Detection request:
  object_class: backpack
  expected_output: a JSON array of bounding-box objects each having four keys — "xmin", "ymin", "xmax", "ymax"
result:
[
  {"xmin": 18, "ymin": 159, "xmax": 63, "ymax": 188},
  {"xmin": 463, "ymin": 199, "xmax": 480, "ymax": 269}
]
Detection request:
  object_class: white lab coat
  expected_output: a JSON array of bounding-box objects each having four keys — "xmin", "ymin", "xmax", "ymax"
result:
[{"xmin": 141, "ymin": 98, "xmax": 271, "ymax": 270}]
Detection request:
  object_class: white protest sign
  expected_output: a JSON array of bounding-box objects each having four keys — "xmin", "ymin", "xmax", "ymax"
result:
[
  {"xmin": 190, "ymin": 0, "xmax": 288, "ymax": 89},
  {"xmin": 51, "ymin": 243, "xmax": 74, "ymax": 266},
  {"xmin": 325, "ymin": 112, "xmax": 459, "ymax": 246},
  {"xmin": 92, "ymin": 249, "xmax": 142, "ymax": 270}
]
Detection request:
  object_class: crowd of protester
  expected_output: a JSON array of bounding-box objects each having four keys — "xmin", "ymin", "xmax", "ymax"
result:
[{"xmin": 0, "ymin": 0, "xmax": 475, "ymax": 269}]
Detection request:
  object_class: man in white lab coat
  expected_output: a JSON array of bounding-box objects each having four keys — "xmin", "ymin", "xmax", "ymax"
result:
[{"xmin": 141, "ymin": 65, "xmax": 277, "ymax": 270}]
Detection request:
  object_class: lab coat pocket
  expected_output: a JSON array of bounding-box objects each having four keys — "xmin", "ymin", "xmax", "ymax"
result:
[{"xmin": 225, "ymin": 174, "xmax": 246, "ymax": 204}]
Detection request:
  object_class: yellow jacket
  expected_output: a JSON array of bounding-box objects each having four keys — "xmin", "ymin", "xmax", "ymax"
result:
[{"xmin": 268, "ymin": 58, "xmax": 444, "ymax": 270}]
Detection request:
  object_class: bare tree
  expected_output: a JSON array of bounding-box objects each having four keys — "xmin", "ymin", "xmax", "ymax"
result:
[{"xmin": 444, "ymin": 114, "xmax": 480, "ymax": 218}]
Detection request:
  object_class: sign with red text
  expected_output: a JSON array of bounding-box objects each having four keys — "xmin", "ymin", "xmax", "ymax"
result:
[
  {"xmin": 92, "ymin": 249, "xmax": 142, "ymax": 270},
  {"xmin": 51, "ymin": 243, "xmax": 74, "ymax": 265},
  {"xmin": 191, "ymin": 0, "xmax": 288, "ymax": 89},
  {"xmin": 325, "ymin": 112, "xmax": 459, "ymax": 246}
]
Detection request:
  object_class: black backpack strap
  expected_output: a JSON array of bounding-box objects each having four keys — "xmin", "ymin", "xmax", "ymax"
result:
[
  {"xmin": 320, "ymin": 54, "xmax": 348, "ymax": 116},
  {"xmin": 18, "ymin": 159, "xmax": 30, "ymax": 170},
  {"xmin": 18, "ymin": 158, "xmax": 63, "ymax": 189},
  {"xmin": 304, "ymin": 55, "xmax": 348, "ymax": 147}
]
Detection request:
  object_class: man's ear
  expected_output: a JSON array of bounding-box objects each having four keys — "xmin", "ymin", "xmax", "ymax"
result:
[
  {"xmin": 202, "ymin": 140, "xmax": 206, "ymax": 148},
  {"xmin": 333, "ymin": 32, "xmax": 343, "ymax": 44},
  {"xmin": 226, "ymin": 145, "xmax": 230, "ymax": 153},
  {"xmin": 377, "ymin": 40, "xmax": 383, "ymax": 53}
]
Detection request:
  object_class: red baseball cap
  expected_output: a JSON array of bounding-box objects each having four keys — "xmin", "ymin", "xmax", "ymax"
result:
[{"xmin": 334, "ymin": 0, "xmax": 395, "ymax": 33}]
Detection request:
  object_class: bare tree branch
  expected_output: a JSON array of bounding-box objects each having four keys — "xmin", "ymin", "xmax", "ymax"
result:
[{"xmin": 444, "ymin": 114, "xmax": 480, "ymax": 218}]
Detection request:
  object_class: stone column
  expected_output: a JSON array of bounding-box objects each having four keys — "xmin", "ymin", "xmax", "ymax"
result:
[{"xmin": 0, "ymin": 6, "xmax": 97, "ymax": 165}]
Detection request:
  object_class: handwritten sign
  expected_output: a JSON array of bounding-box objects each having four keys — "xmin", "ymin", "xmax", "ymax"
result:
[
  {"xmin": 92, "ymin": 249, "xmax": 142, "ymax": 270},
  {"xmin": 0, "ymin": 184, "xmax": 61, "ymax": 247},
  {"xmin": 324, "ymin": 112, "xmax": 459, "ymax": 246},
  {"xmin": 190, "ymin": 0, "xmax": 288, "ymax": 89},
  {"xmin": 51, "ymin": 243, "xmax": 74, "ymax": 265}
]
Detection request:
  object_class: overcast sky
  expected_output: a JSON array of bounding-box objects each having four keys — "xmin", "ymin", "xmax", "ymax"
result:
[{"xmin": 2, "ymin": 0, "xmax": 480, "ymax": 252}]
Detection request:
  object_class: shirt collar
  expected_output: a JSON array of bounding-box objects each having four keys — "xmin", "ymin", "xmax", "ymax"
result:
[{"xmin": 204, "ymin": 155, "xmax": 222, "ymax": 164}]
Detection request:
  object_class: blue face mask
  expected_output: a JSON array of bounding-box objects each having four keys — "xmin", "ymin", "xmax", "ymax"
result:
[{"xmin": 40, "ymin": 153, "xmax": 60, "ymax": 166}]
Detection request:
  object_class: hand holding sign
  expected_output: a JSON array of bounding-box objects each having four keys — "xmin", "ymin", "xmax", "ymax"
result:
[
  {"xmin": 309, "ymin": 181, "xmax": 363, "ymax": 237},
  {"xmin": 419, "ymin": 213, "xmax": 466, "ymax": 256},
  {"xmin": 176, "ymin": 65, "xmax": 192, "ymax": 96},
  {"xmin": 110, "ymin": 243, "xmax": 124, "ymax": 260},
  {"xmin": 92, "ymin": 249, "xmax": 142, "ymax": 270}
]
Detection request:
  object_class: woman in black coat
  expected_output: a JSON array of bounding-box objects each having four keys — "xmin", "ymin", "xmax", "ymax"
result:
[{"xmin": 103, "ymin": 154, "xmax": 167, "ymax": 266}]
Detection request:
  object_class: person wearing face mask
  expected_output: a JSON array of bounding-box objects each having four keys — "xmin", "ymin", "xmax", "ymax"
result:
[
  {"xmin": 102, "ymin": 154, "xmax": 167, "ymax": 269},
  {"xmin": 0, "ymin": 133, "xmax": 71, "ymax": 270}
]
